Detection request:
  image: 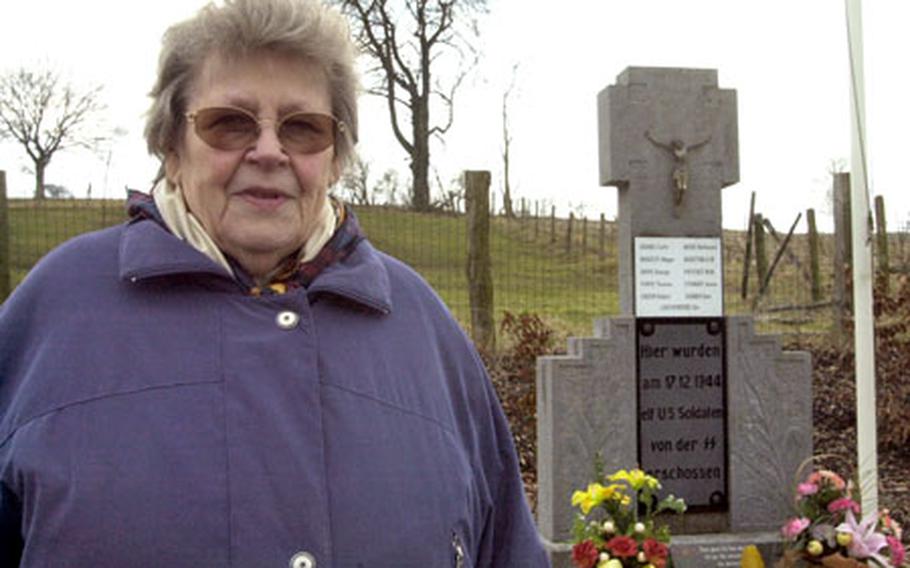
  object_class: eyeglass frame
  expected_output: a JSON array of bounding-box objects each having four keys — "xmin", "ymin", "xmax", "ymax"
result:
[{"xmin": 184, "ymin": 105, "xmax": 346, "ymax": 154}]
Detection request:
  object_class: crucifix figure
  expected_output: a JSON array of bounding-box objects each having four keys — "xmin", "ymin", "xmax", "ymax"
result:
[
  {"xmin": 645, "ymin": 129, "xmax": 711, "ymax": 216},
  {"xmin": 598, "ymin": 67, "xmax": 739, "ymax": 314}
]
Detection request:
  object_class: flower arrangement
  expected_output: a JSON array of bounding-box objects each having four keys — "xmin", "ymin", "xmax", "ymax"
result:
[
  {"xmin": 777, "ymin": 465, "xmax": 906, "ymax": 568},
  {"xmin": 569, "ymin": 466, "xmax": 686, "ymax": 568}
]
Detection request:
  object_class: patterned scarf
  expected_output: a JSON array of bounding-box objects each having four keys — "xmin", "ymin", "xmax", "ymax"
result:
[{"xmin": 127, "ymin": 190, "xmax": 365, "ymax": 295}]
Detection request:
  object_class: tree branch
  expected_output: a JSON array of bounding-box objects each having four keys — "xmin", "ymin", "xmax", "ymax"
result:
[{"xmin": 0, "ymin": 65, "xmax": 107, "ymax": 197}]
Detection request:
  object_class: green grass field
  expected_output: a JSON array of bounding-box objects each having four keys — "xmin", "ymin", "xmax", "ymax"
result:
[
  {"xmin": 6, "ymin": 199, "xmax": 127, "ymax": 289},
  {"xmin": 3, "ymin": 198, "xmax": 856, "ymax": 339}
]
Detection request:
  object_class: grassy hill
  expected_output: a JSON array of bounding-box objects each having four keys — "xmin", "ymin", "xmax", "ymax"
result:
[
  {"xmin": 5, "ymin": 198, "xmax": 850, "ymax": 338},
  {"xmin": 5, "ymin": 199, "xmax": 618, "ymax": 334}
]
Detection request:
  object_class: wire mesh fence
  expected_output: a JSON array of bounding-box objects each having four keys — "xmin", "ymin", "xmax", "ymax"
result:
[
  {"xmin": 1, "ymin": 196, "xmax": 862, "ymax": 341},
  {"xmin": 5, "ymin": 198, "xmax": 127, "ymax": 288}
]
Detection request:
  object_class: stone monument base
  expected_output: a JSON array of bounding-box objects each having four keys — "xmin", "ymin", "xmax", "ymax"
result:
[
  {"xmin": 540, "ymin": 530, "xmax": 782, "ymax": 568},
  {"xmin": 539, "ymin": 535, "xmax": 573, "ymax": 568},
  {"xmin": 672, "ymin": 531, "xmax": 782, "ymax": 568}
]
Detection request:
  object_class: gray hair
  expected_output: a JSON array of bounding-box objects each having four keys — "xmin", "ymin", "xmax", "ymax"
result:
[{"xmin": 144, "ymin": 0, "xmax": 359, "ymax": 182}]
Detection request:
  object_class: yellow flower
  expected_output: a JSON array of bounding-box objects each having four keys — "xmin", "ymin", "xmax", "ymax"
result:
[
  {"xmin": 740, "ymin": 545, "xmax": 766, "ymax": 568},
  {"xmin": 570, "ymin": 484, "xmax": 597, "ymax": 514},
  {"xmin": 609, "ymin": 468, "xmax": 660, "ymax": 491},
  {"xmin": 806, "ymin": 540, "xmax": 824, "ymax": 556},
  {"xmin": 571, "ymin": 483, "xmax": 626, "ymax": 514}
]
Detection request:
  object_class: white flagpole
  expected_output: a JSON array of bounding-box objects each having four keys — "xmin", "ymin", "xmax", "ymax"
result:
[{"xmin": 844, "ymin": 0, "xmax": 878, "ymax": 514}]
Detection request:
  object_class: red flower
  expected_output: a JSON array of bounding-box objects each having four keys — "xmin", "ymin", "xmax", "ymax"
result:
[
  {"xmin": 644, "ymin": 538, "xmax": 669, "ymax": 567},
  {"xmin": 571, "ymin": 540, "xmax": 599, "ymax": 568},
  {"xmin": 606, "ymin": 535, "xmax": 639, "ymax": 558}
]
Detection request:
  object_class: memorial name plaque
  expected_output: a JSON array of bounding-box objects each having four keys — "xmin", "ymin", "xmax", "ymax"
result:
[
  {"xmin": 672, "ymin": 542, "xmax": 746, "ymax": 568},
  {"xmin": 671, "ymin": 534, "xmax": 783, "ymax": 568},
  {"xmin": 637, "ymin": 318, "xmax": 727, "ymax": 510},
  {"xmin": 635, "ymin": 237, "xmax": 723, "ymax": 317}
]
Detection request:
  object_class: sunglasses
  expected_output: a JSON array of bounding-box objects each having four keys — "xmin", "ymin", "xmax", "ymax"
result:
[{"xmin": 185, "ymin": 106, "xmax": 344, "ymax": 154}]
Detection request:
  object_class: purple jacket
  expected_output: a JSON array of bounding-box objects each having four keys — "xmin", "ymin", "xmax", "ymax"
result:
[{"xmin": 0, "ymin": 216, "xmax": 549, "ymax": 567}]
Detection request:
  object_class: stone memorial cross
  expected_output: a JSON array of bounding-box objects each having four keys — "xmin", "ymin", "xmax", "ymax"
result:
[
  {"xmin": 535, "ymin": 67, "xmax": 812, "ymax": 568},
  {"xmin": 598, "ymin": 67, "xmax": 738, "ymax": 314}
]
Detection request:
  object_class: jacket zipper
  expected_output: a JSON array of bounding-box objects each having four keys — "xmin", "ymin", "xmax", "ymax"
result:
[{"xmin": 452, "ymin": 531, "xmax": 465, "ymax": 568}]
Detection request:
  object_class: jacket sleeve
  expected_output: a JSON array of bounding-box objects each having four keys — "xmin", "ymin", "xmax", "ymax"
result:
[{"xmin": 471, "ymin": 358, "xmax": 550, "ymax": 567}]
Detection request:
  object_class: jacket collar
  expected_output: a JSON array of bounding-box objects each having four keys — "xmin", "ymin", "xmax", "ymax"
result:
[
  {"xmin": 119, "ymin": 217, "xmax": 393, "ymax": 314},
  {"xmin": 309, "ymin": 239, "xmax": 392, "ymax": 315}
]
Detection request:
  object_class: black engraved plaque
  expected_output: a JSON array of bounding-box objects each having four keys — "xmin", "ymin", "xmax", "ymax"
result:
[{"xmin": 636, "ymin": 318, "xmax": 727, "ymax": 511}]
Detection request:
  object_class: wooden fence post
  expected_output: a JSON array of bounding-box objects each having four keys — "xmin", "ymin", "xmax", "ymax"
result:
[
  {"xmin": 599, "ymin": 213, "xmax": 606, "ymax": 259},
  {"xmin": 581, "ymin": 216, "xmax": 587, "ymax": 251},
  {"xmin": 762, "ymin": 217, "xmax": 812, "ymax": 283},
  {"xmin": 807, "ymin": 208, "xmax": 822, "ymax": 302},
  {"xmin": 874, "ymin": 195, "xmax": 889, "ymax": 294},
  {"xmin": 465, "ymin": 171, "xmax": 495, "ymax": 353},
  {"xmin": 832, "ymin": 172, "xmax": 851, "ymax": 337},
  {"xmin": 741, "ymin": 191, "xmax": 755, "ymax": 299},
  {"xmin": 0, "ymin": 171, "xmax": 9, "ymax": 302},
  {"xmin": 833, "ymin": 172, "xmax": 852, "ymax": 270},
  {"xmin": 550, "ymin": 206, "xmax": 556, "ymax": 244},
  {"xmin": 753, "ymin": 213, "xmax": 768, "ymax": 295},
  {"xmin": 759, "ymin": 213, "xmax": 802, "ymax": 296},
  {"xmin": 566, "ymin": 212, "xmax": 574, "ymax": 254}
]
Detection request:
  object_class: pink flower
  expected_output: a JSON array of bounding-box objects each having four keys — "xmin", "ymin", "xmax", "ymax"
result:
[
  {"xmin": 882, "ymin": 509, "xmax": 904, "ymax": 541},
  {"xmin": 782, "ymin": 517, "xmax": 811, "ymax": 539},
  {"xmin": 808, "ymin": 470, "xmax": 847, "ymax": 491},
  {"xmin": 887, "ymin": 535, "xmax": 906, "ymax": 567},
  {"xmin": 828, "ymin": 497, "xmax": 861, "ymax": 515},
  {"xmin": 797, "ymin": 482, "xmax": 819, "ymax": 497}
]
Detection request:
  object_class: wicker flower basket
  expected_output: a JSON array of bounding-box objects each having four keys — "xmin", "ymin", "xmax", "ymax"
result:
[{"xmin": 775, "ymin": 549, "xmax": 872, "ymax": 568}]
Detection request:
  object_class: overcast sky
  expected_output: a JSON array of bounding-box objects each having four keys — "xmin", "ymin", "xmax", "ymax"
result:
[{"xmin": 1, "ymin": 1, "xmax": 907, "ymax": 232}]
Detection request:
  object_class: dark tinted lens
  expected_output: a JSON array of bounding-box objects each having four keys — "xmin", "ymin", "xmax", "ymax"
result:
[
  {"xmin": 194, "ymin": 108, "xmax": 258, "ymax": 150},
  {"xmin": 279, "ymin": 113, "xmax": 336, "ymax": 153}
]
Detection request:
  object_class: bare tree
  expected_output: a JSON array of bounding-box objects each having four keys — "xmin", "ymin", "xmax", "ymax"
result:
[
  {"xmin": 432, "ymin": 169, "xmax": 463, "ymax": 213},
  {"xmin": 339, "ymin": 154, "xmax": 372, "ymax": 205},
  {"xmin": 0, "ymin": 67, "xmax": 106, "ymax": 199},
  {"xmin": 333, "ymin": 0, "xmax": 485, "ymax": 211},
  {"xmin": 374, "ymin": 168, "xmax": 404, "ymax": 206},
  {"xmin": 501, "ymin": 63, "xmax": 519, "ymax": 218},
  {"xmin": 43, "ymin": 183, "xmax": 72, "ymax": 199}
]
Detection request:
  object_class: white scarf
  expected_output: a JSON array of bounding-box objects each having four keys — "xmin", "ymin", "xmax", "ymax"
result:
[{"xmin": 151, "ymin": 180, "xmax": 337, "ymax": 279}]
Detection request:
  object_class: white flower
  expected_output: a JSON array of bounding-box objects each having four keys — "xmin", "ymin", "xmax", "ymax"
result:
[
  {"xmin": 634, "ymin": 522, "xmax": 646, "ymax": 534},
  {"xmin": 835, "ymin": 510, "xmax": 889, "ymax": 564},
  {"xmin": 602, "ymin": 520, "xmax": 616, "ymax": 533}
]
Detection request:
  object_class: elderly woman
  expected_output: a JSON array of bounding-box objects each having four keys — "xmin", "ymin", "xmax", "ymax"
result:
[{"xmin": 0, "ymin": 1, "xmax": 548, "ymax": 566}]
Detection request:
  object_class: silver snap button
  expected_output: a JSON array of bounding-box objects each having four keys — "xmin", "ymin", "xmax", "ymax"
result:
[
  {"xmin": 276, "ymin": 310, "xmax": 300, "ymax": 330},
  {"xmin": 289, "ymin": 551, "xmax": 315, "ymax": 568}
]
